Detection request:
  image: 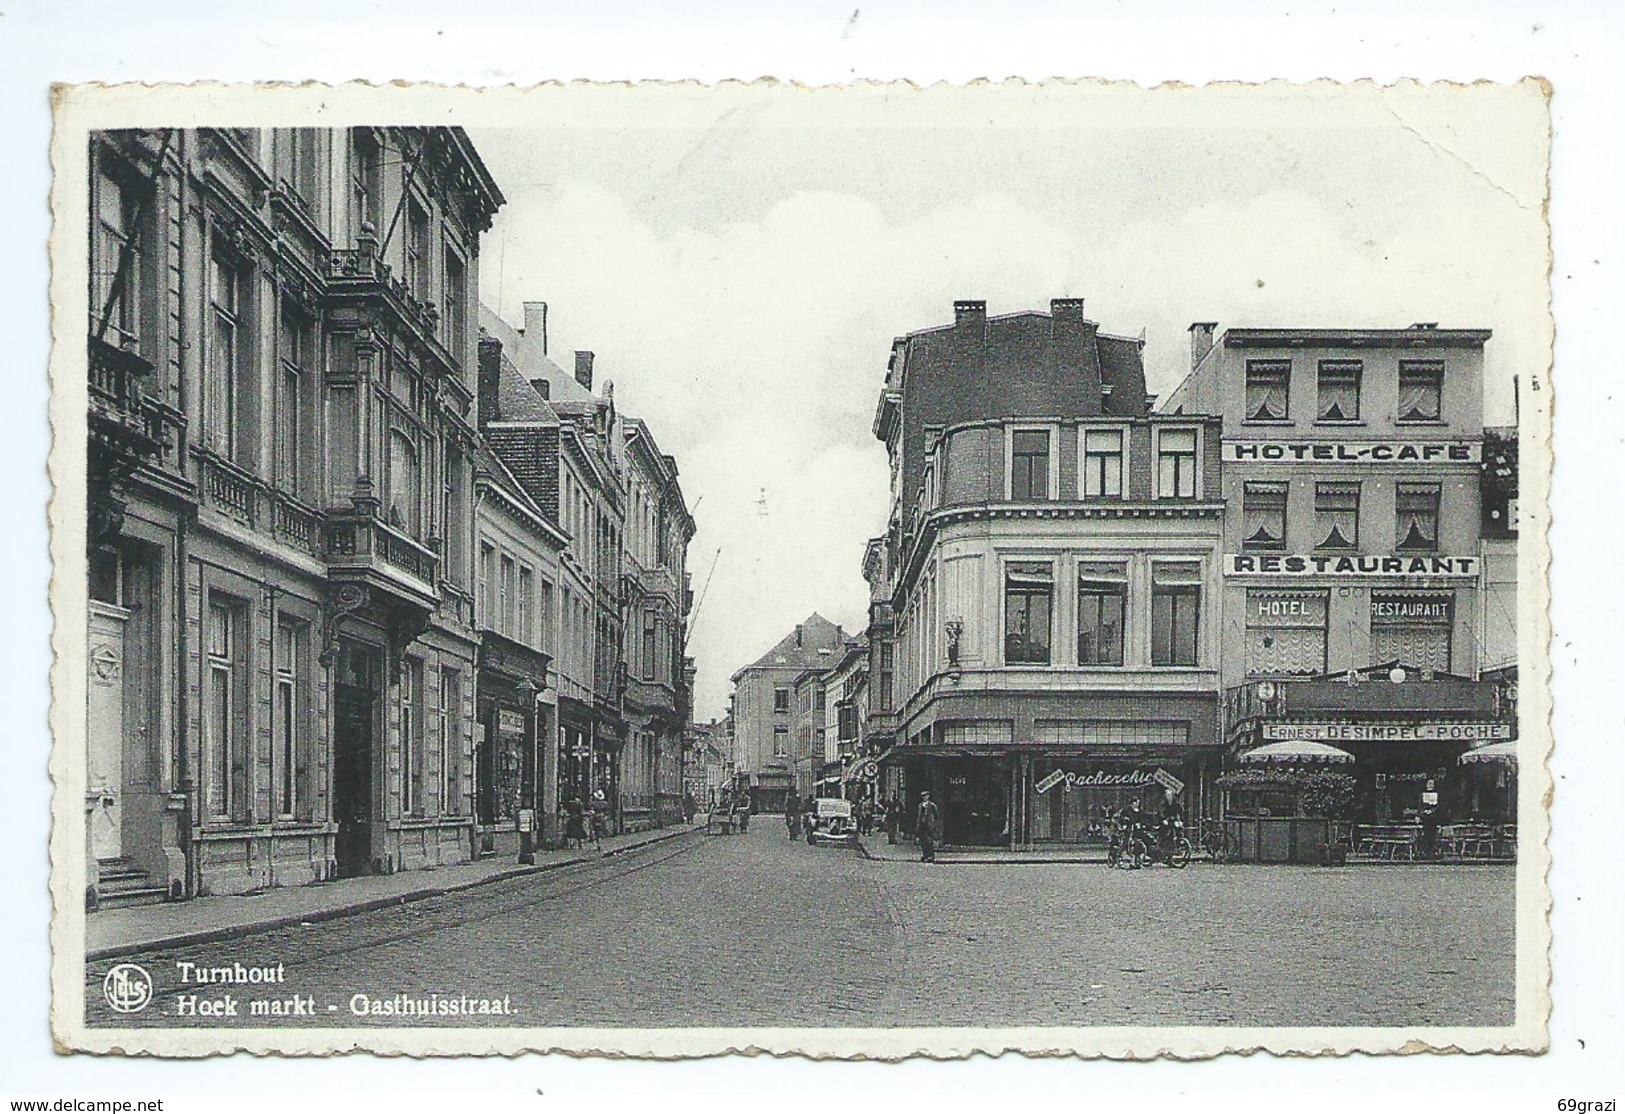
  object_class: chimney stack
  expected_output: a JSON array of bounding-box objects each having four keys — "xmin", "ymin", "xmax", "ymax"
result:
[
  {"xmin": 530, "ymin": 378, "xmax": 550, "ymax": 401},
  {"xmin": 953, "ymin": 299, "xmax": 987, "ymax": 335},
  {"xmin": 476, "ymin": 334, "xmax": 503, "ymax": 428},
  {"xmin": 523, "ymin": 301, "xmax": 549, "ymax": 355},
  {"xmin": 1050, "ymin": 297, "xmax": 1086, "ymax": 327},
  {"xmin": 1189, "ymin": 322, "xmax": 1218, "ymax": 370},
  {"xmin": 1051, "ymin": 297, "xmax": 1104, "ymax": 413},
  {"xmin": 574, "ymin": 350, "xmax": 595, "ymax": 392}
]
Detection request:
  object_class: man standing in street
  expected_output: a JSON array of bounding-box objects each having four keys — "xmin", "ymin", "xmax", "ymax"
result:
[{"xmin": 916, "ymin": 791, "xmax": 941, "ymax": 863}]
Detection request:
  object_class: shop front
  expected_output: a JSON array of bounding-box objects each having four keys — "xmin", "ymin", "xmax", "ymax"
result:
[{"xmin": 474, "ymin": 634, "xmax": 550, "ymax": 859}]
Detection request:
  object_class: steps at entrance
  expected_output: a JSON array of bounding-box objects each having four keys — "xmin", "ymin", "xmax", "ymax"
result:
[{"xmin": 95, "ymin": 857, "xmax": 169, "ymax": 909}]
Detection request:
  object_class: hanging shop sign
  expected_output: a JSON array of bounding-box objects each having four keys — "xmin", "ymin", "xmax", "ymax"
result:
[
  {"xmin": 1035, "ymin": 768, "xmax": 1160, "ymax": 794},
  {"xmin": 1263, "ymin": 722, "xmax": 1513, "ymax": 742},
  {"xmin": 1371, "ymin": 593, "xmax": 1454, "ymax": 624},
  {"xmin": 1227, "ymin": 554, "xmax": 1478, "ymax": 577},
  {"xmin": 497, "ymin": 709, "xmax": 527, "ymax": 737},
  {"xmin": 1223, "ymin": 440, "xmax": 1481, "ymax": 464},
  {"xmin": 1152, "ymin": 769, "xmax": 1186, "ymax": 796}
]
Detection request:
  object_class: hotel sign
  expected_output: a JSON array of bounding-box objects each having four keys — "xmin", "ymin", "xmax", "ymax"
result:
[
  {"xmin": 1263, "ymin": 722, "xmax": 1512, "ymax": 742},
  {"xmin": 1228, "ymin": 554, "xmax": 1478, "ymax": 577},
  {"xmin": 1224, "ymin": 440, "xmax": 1480, "ymax": 464}
]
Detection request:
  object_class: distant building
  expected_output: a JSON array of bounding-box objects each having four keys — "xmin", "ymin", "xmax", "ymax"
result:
[
  {"xmin": 870, "ymin": 299, "xmax": 1227, "ymax": 848},
  {"xmin": 729, "ymin": 614, "xmax": 849, "ymax": 813}
]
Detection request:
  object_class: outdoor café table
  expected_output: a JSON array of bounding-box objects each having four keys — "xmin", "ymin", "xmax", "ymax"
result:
[{"xmin": 1355, "ymin": 823, "xmax": 1421, "ymax": 861}]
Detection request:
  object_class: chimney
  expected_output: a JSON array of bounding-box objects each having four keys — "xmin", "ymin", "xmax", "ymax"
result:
[
  {"xmin": 1189, "ymin": 322, "xmax": 1218, "ymax": 370},
  {"xmin": 523, "ymin": 301, "xmax": 549, "ymax": 355},
  {"xmin": 795, "ymin": 625, "xmax": 804, "ymax": 649},
  {"xmin": 1051, "ymin": 297, "xmax": 1103, "ymax": 413},
  {"xmin": 530, "ymin": 378, "xmax": 550, "ymax": 401},
  {"xmin": 574, "ymin": 350, "xmax": 595, "ymax": 392},
  {"xmin": 1050, "ymin": 297, "xmax": 1086, "ymax": 328},
  {"xmin": 953, "ymin": 300, "xmax": 987, "ymax": 335},
  {"xmin": 477, "ymin": 334, "xmax": 503, "ymax": 428}
]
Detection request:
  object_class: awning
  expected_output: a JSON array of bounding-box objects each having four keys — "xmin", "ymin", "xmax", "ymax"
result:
[
  {"xmin": 1237, "ymin": 740, "xmax": 1355, "ymax": 765},
  {"xmin": 1458, "ymin": 740, "xmax": 1518, "ymax": 766}
]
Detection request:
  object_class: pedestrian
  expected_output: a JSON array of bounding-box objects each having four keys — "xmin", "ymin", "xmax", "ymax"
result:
[
  {"xmin": 785, "ymin": 795, "xmax": 802, "ymax": 841},
  {"xmin": 916, "ymin": 791, "xmax": 941, "ymax": 863},
  {"xmin": 884, "ymin": 794, "xmax": 901, "ymax": 845},
  {"xmin": 589, "ymin": 787, "xmax": 609, "ymax": 851},
  {"xmin": 856, "ymin": 796, "xmax": 872, "ymax": 836},
  {"xmin": 564, "ymin": 796, "xmax": 588, "ymax": 850}
]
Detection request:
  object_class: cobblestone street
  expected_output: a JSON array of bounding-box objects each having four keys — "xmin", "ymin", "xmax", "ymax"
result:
[{"xmin": 87, "ymin": 824, "xmax": 1515, "ymax": 1030}]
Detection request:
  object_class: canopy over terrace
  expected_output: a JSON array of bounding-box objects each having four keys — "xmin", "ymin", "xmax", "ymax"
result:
[
  {"xmin": 1459, "ymin": 740, "xmax": 1518, "ymax": 765},
  {"xmin": 1238, "ymin": 740, "xmax": 1356, "ymax": 765}
]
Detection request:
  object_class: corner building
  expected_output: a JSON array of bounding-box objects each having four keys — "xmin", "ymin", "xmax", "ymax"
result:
[
  {"xmin": 1163, "ymin": 323, "xmax": 1510, "ymax": 824},
  {"xmin": 873, "ymin": 300, "xmax": 1226, "ymax": 849}
]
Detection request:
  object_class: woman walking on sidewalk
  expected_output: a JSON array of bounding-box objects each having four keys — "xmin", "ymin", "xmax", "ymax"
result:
[{"xmin": 564, "ymin": 797, "xmax": 588, "ymax": 850}]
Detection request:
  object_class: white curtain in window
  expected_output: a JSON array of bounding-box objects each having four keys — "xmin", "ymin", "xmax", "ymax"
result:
[
  {"xmin": 1244, "ymin": 627, "xmax": 1326, "ymax": 676},
  {"xmin": 1373, "ymin": 625, "xmax": 1452, "ymax": 672}
]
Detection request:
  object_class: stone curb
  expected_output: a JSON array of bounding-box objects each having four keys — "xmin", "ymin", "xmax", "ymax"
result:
[{"xmin": 88, "ymin": 825, "xmax": 703, "ymax": 963}]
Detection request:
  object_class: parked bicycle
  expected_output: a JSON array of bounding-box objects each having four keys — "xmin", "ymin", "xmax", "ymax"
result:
[
  {"xmin": 1198, "ymin": 818, "xmax": 1231, "ymax": 863},
  {"xmin": 1107, "ymin": 812, "xmax": 1191, "ymax": 869}
]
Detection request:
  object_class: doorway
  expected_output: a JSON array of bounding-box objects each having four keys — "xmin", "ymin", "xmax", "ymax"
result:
[
  {"xmin": 333, "ymin": 642, "xmax": 378, "ymax": 878},
  {"xmin": 939, "ymin": 758, "xmax": 1009, "ymax": 847}
]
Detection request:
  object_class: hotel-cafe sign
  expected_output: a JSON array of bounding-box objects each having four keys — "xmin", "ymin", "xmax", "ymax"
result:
[{"xmin": 1222, "ymin": 439, "xmax": 1482, "ymax": 464}]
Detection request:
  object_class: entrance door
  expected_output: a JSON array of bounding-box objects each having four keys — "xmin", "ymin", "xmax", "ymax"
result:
[
  {"xmin": 333, "ymin": 643, "xmax": 378, "ymax": 878},
  {"xmin": 942, "ymin": 759, "xmax": 1009, "ymax": 847},
  {"xmin": 87, "ymin": 601, "xmax": 131, "ymax": 861}
]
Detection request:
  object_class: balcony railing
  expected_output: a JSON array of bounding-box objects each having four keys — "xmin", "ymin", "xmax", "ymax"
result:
[
  {"xmin": 89, "ymin": 334, "xmax": 178, "ymax": 469},
  {"xmin": 324, "ymin": 506, "xmax": 441, "ymax": 604},
  {"xmin": 323, "ymin": 246, "xmax": 450, "ymax": 369}
]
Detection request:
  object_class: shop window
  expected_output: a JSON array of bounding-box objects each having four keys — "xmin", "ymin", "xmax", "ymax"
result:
[
  {"xmin": 401, "ymin": 657, "xmax": 425, "ymax": 817},
  {"xmin": 1317, "ymin": 360, "xmax": 1362, "ymax": 421},
  {"xmin": 1396, "ymin": 483, "xmax": 1441, "ymax": 552},
  {"xmin": 1009, "ymin": 429, "xmax": 1051, "ymax": 500},
  {"xmin": 1398, "ymin": 361, "xmax": 1444, "ymax": 423},
  {"xmin": 1004, "ymin": 561, "xmax": 1053, "ymax": 665},
  {"xmin": 1245, "ymin": 360, "xmax": 1291, "ymax": 422},
  {"xmin": 1151, "ymin": 562, "xmax": 1202, "ymax": 667},
  {"xmin": 1156, "ymin": 429, "xmax": 1199, "ymax": 499},
  {"xmin": 1076, "ymin": 561, "xmax": 1126, "ymax": 666},
  {"xmin": 1081, "ymin": 428, "xmax": 1124, "ymax": 498},
  {"xmin": 1371, "ymin": 592, "xmax": 1453, "ymax": 673},
  {"xmin": 1314, "ymin": 481, "xmax": 1361, "ymax": 550},
  {"xmin": 1242, "ymin": 481, "xmax": 1288, "ymax": 550},
  {"xmin": 1244, "ymin": 591, "xmax": 1328, "ymax": 677}
]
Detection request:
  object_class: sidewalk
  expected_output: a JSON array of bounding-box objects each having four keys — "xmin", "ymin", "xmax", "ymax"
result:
[
  {"xmin": 88, "ymin": 820, "xmax": 706, "ymax": 960},
  {"xmin": 857, "ymin": 837, "xmax": 1107, "ymax": 864}
]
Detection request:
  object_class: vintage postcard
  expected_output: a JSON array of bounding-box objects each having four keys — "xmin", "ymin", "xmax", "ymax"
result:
[{"xmin": 48, "ymin": 78, "xmax": 1552, "ymax": 1058}]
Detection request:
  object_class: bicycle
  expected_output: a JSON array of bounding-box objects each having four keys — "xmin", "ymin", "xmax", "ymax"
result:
[
  {"xmin": 1132, "ymin": 817, "xmax": 1192, "ymax": 869},
  {"xmin": 1198, "ymin": 819, "xmax": 1231, "ymax": 863}
]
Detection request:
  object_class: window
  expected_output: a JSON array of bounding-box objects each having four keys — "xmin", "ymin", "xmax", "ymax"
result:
[
  {"xmin": 643, "ymin": 613, "xmax": 658, "ymax": 682},
  {"xmin": 1396, "ymin": 483, "xmax": 1441, "ymax": 552},
  {"xmin": 517, "ymin": 565, "xmax": 534, "ymax": 645},
  {"xmin": 500, "ymin": 555, "xmax": 516, "ymax": 635},
  {"xmin": 349, "ymin": 131, "xmax": 382, "ymax": 242},
  {"xmin": 1081, "ymin": 429, "xmax": 1124, "ymax": 497},
  {"xmin": 1245, "ymin": 360, "xmax": 1291, "ymax": 422},
  {"xmin": 205, "ymin": 252, "xmax": 244, "ymax": 460},
  {"xmin": 276, "ymin": 304, "xmax": 313, "ymax": 498},
  {"xmin": 479, "ymin": 542, "xmax": 497, "ymax": 627},
  {"xmin": 1244, "ymin": 591, "xmax": 1328, "ymax": 677},
  {"xmin": 774, "ymin": 687, "xmax": 790, "ymax": 715},
  {"xmin": 92, "ymin": 164, "xmax": 144, "ymax": 348},
  {"xmin": 1315, "ymin": 482, "xmax": 1361, "ymax": 550},
  {"xmin": 1010, "ymin": 429, "xmax": 1051, "ymax": 500},
  {"xmin": 1004, "ymin": 561, "xmax": 1053, "ymax": 665},
  {"xmin": 1398, "ymin": 361, "xmax": 1444, "ymax": 423},
  {"xmin": 1317, "ymin": 360, "xmax": 1362, "ymax": 421},
  {"xmin": 274, "ymin": 128, "xmax": 321, "ymax": 210},
  {"xmin": 773, "ymin": 726, "xmax": 789, "ymax": 758},
  {"xmin": 404, "ymin": 197, "xmax": 431, "ymax": 303},
  {"xmin": 401, "ymin": 657, "xmax": 424, "ymax": 816},
  {"xmin": 1076, "ymin": 561, "xmax": 1126, "ymax": 666},
  {"xmin": 1156, "ymin": 429, "xmax": 1199, "ymax": 499},
  {"xmin": 1242, "ymin": 481, "xmax": 1289, "ymax": 550},
  {"xmin": 204, "ymin": 599, "xmax": 243, "ymax": 821},
  {"xmin": 273, "ymin": 615, "xmax": 307, "ymax": 819},
  {"xmin": 439, "ymin": 670, "xmax": 460, "ymax": 816},
  {"xmin": 443, "ymin": 248, "xmax": 467, "ymax": 353},
  {"xmin": 1371, "ymin": 592, "xmax": 1454, "ymax": 673},
  {"xmin": 388, "ymin": 430, "xmax": 420, "ymax": 535},
  {"xmin": 443, "ymin": 447, "xmax": 465, "ymax": 582},
  {"xmin": 1151, "ymin": 562, "xmax": 1202, "ymax": 667}
]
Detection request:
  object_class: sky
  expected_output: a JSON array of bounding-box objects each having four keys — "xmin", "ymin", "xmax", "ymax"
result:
[{"xmin": 467, "ymin": 81, "xmax": 1549, "ymax": 721}]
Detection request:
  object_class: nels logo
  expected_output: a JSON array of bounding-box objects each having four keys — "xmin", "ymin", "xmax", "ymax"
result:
[{"xmin": 102, "ymin": 962, "xmax": 153, "ymax": 1014}]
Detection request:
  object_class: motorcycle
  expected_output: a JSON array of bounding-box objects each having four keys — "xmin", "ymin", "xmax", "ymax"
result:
[{"xmin": 1107, "ymin": 814, "xmax": 1192, "ymax": 869}]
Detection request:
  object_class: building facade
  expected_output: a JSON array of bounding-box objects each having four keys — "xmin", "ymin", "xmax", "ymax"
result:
[
  {"xmin": 729, "ymin": 614, "xmax": 849, "ymax": 813},
  {"xmin": 1162, "ymin": 322, "xmax": 1512, "ymax": 825},
  {"xmin": 85, "ymin": 126, "xmax": 503, "ymax": 904},
  {"xmin": 871, "ymin": 299, "xmax": 1228, "ymax": 848}
]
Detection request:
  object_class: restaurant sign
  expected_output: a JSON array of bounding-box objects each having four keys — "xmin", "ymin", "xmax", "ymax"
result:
[
  {"xmin": 1223, "ymin": 440, "xmax": 1481, "ymax": 464},
  {"xmin": 1263, "ymin": 722, "xmax": 1512, "ymax": 742},
  {"xmin": 1228, "ymin": 554, "xmax": 1478, "ymax": 577},
  {"xmin": 1035, "ymin": 768, "xmax": 1160, "ymax": 794},
  {"xmin": 1371, "ymin": 593, "xmax": 1453, "ymax": 624}
]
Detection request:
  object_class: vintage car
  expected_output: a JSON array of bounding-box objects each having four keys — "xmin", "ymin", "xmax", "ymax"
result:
[{"xmin": 805, "ymin": 797, "xmax": 859, "ymax": 847}]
